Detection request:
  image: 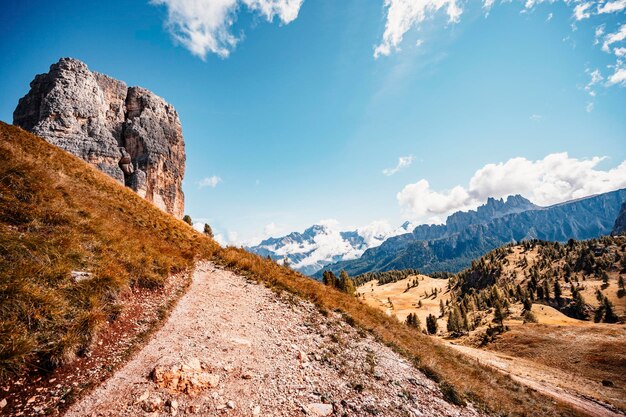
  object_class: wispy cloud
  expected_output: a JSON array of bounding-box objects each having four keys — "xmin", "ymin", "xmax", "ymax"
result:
[
  {"xmin": 597, "ymin": 0, "xmax": 626, "ymax": 15},
  {"xmin": 397, "ymin": 153, "xmax": 626, "ymax": 223},
  {"xmin": 198, "ymin": 175, "xmax": 222, "ymax": 188},
  {"xmin": 374, "ymin": 0, "xmax": 626, "ymax": 97},
  {"xmin": 383, "ymin": 155, "xmax": 414, "ymax": 176},
  {"xmin": 374, "ymin": 0, "xmax": 462, "ymax": 59},
  {"xmin": 151, "ymin": 0, "xmax": 303, "ymax": 59},
  {"xmin": 530, "ymin": 114, "xmax": 542, "ymax": 121}
]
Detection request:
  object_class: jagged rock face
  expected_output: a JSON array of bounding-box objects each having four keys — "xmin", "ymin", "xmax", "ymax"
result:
[
  {"xmin": 613, "ymin": 202, "xmax": 626, "ymax": 235},
  {"xmin": 13, "ymin": 58, "xmax": 185, "ymax": 218}
]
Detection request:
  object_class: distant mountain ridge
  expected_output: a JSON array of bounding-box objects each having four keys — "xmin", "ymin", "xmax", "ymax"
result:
[
  {"xmin": 246, "ymin": 222, "xmax": 413, "ymax": 275},
  {"xmin": 614, "ymin": 202, "xmax": 626, "ymax": 235},
  {"xmin": 317, "ymin": 189, "xmax": 626, "ymax": 277}
]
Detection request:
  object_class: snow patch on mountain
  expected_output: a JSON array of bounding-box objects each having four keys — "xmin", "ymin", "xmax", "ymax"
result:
[{"xmin": 246, "ymin": 220, "xmax": 414, "ymax": 275}]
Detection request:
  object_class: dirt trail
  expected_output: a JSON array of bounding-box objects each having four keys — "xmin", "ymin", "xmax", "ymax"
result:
[
  {"xmin": 447, "ymin": 343, "xmax": 625, "ymax": 417},
  {"xmin": 66, "ymin": 263, "xmax": 481, "ymax": 417}
]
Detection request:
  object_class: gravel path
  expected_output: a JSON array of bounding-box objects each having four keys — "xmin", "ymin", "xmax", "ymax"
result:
[{"xmin": 66, "ymin": 262, "xmax": 482, "ymax": 417}]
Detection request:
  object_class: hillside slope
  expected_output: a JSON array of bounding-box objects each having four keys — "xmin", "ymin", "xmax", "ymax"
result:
[
  {"xmin": 320, "ymin": 190, "xmax": 626, "ymax": 276},
  {"xmin": 0, "ymin": 123, "xmax": 588, "ymax": 416},
  {"xmin": 356, "ymin": 237, "xmax": 626, "ymax": 413},
  {"xmin": 0, "ymin": 122, "xmax": 216, "ymax": 377}
]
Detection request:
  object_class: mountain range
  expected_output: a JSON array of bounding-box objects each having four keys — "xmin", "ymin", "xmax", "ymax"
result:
[
  {"xmin": 315, "ymin": 189, "xmax": 626, "ymax": 277},
  {"xmin": 246, "ymin": 221, "xmax": 414, "ymax": 275}
]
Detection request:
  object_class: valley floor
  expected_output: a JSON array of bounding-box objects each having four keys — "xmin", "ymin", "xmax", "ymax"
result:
[{"xmin": 65, "ymin": 263, "xmax": 482, "ymax": 417}]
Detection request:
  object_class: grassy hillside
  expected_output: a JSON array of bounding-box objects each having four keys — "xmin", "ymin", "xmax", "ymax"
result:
[
  {"xmin": 0, "ymin": 122, "xmax": 219, "ymax": 377},
  {"xmin": 0, "ymin": 122, "xmax": 585, "ymax": 416},
  {"xmin": 356, "ymin": 238, "xmax": 626, "ymax": 412}
]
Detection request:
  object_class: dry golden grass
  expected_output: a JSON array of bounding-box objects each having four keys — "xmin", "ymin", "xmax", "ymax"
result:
[
  {"xmin": 0, "ymin": 122, "xmax": 583, "ymax": 416},
  {"xmin": 488, "ymin": 323, "xmax": 626, "ymax": 411},
  {"xmin": 0, "ymin": 122, "xmax": 219, "ymax": 377},
  {"xmin": 357, "ymin": 275, "xmax": 451, "ymax": 328}
]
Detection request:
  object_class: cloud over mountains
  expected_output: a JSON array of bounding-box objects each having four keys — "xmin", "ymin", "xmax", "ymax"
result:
[{"xmin": 397, "ymin": 153, "xmax": 626, "ymax": 223}]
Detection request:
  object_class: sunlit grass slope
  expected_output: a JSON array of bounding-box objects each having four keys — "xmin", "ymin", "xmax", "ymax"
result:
[
  {"xmin": 0, "ymin": 122, "xmax": 581, "ymax": 416},
  {"xmin": 0, "ymin": 122, "xmax": 218, "ymax": 376}
]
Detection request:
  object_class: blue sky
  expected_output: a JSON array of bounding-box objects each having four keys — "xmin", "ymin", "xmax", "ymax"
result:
[{"xmin": 1, "ymin": 0, "xmax": 625, "ymax": 244}]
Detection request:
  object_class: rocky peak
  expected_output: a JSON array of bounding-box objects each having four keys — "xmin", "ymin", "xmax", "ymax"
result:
[
  {"xmin": 446, "ymin": 194, "xmax": 537, "ymax": 232},
  {"xmin": 13, "ymin": 58, "xmax": 185, "ymax": 218}
]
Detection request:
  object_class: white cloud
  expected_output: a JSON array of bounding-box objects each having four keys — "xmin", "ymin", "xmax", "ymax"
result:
[
  {"xmin": 584, "ymin": 68, "xmax": 603, "ymax": 104},
  {"xmin": 530, "ymin": 114, "xmax": 542, "ymax": 121},
  {"xmin": 264, "ymin": 222, "xmax": 283, "ymax": 236},
  {"xmin": 594, "ymin": 24, "xmax": 606, "ymax": 45},
  {"xmin": 602, "ymin": 23, "xmax": 626, "ymax": 52},
  {"xmin": 546, "ymin": 12, "xmax": 553, "ymax": 22},
  {"xmin": 397, "ymin": 153, "xmax": 626, "ymax": 223},
  {"xmin": 383, "ymin": 155, "xmax": 415, "ymax": 176},
  {"xmin": 151, "ymin": 0, "xmax": 303, "ymax": 59},
  {"xmin": 198, "ymin": 175, "xmax": 222, "ymax": 188},
  {"xmin": 573, "ymin": 2, "xmax": 592, "ymax": 21},
  {"xmin": 374, "ymin": 0, "xmax": 463, "ymax": 59},
  {"xmin": 608, "ymin": 67, "xmax": 626, "ymax": 85},
  {"xmin": 597, "ymin": 0, "xmax": 626, "ymax": 15}
]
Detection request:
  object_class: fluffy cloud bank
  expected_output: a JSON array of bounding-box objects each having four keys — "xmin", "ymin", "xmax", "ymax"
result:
[
  {"xmin": 151, "ymin": 0, "xmax": 303, "ymax": 58},
  {"xmin": 397, "ymin": 153, "xmax": 626, "ymax": 223}
]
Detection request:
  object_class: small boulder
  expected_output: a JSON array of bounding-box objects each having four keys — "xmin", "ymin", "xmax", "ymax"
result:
[
  {"xmin": 306, "ymin": 403, "xmax": 333, "ymax": 416},
  {"xmin": 151, "ymin": 357, "xmax": 219, "ymax": 395},
  {"xmin": 141, "ymin": 395, "xmax": 162, "ymax": 412}
]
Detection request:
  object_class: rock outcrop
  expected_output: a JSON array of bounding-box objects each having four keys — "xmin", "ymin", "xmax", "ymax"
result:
[
  {"xmin": 13, "ymin": 58, "xmax": 185, "ymax": 217},
  {"xmin": 613, "ymin": 202, "xmax": 626, "ymax": 235}
]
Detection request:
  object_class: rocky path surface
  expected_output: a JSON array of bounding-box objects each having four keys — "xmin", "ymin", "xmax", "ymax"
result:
[
  {"xmin": 66, "ymin": 262, "xmax": 482, "ymax": 417},
  {"xmin": 448, "ymin": 343, "xmax": 625, "ymax": 417}
]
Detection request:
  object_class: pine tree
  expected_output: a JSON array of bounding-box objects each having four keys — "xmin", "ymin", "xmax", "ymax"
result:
[
  {"xmin": 493, "ymin": 300, "xmax": 505, "ymax": 327},
  {"xmin": 182, "ymin": 214, "xmax": 192, "ymax": 225},
  {"xmin": 405, "ymin": 313, "xmax": 421, "ymax": 330},
  {"xmin": 439, "ymin": 299, "xmax": 445, "ymax": 317},
  {"xmin": 543, "ymin": 280, "xmax": 551, "ymax": 301},
  {"xmin": 322, "ymin": 271, "xmax": 337, "ymax": 288},
  {"xmin": 522, "ymin": 297, "xmax": 532, "ymax": 312},
  {"xmin": 426, "ymin": 314, "xmax": 438, "ymax": 335},
  {"xmin": 447, "ymin": 307, "xmax": 463, "ymax": 334},
  {"xmin": 203, "ymin": 223, "xmax": 214, "ymax": 238},
  {"xmin": 554, "ymin": 280, "xmax": 562, "ymax": 306},
  {"xmin": 571, "ymin": 288, "xmax": 587, "ymax": 319},
  {"xmin": 603, "ymin": 296, "xmax": 618, "ymax": 323}
]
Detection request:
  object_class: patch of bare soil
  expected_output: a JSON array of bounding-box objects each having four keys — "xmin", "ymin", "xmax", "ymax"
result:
[
  {"xmin": 66, "ymin": 262, "xmax": 484, "ymax": 417},
  {"xmin": 0, "ymin": 269, "xmax": 192, "ymax": 417}
]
